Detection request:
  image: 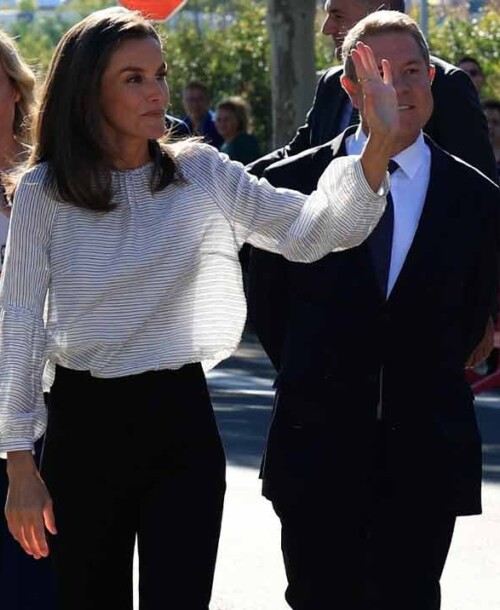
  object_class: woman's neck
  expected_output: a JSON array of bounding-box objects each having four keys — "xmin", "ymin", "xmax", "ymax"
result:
[{"xmin": 109, "ymin": 141, "xmax": 151, "ymax": 171}]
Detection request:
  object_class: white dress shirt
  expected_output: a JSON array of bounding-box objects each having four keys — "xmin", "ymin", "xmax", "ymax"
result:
[
  {"xmin": 346, "ymin": 127, "xmax": 431, "ymax": 296},
  {"xmin": 0, "ymin": 142, "xmax": 388, "ymax": 453}
]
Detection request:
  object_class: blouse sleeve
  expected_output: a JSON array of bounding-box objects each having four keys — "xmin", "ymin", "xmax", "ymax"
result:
[
  {"xmin": 0, "ymin": 165, "xmax": 56, "ymax": 454},
  {"xmin": 181, "ymin": 143, "xmax": 388, "ymax": 262}
]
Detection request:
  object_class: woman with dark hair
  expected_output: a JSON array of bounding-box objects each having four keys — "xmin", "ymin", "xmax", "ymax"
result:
[
  {"xmin": 0, "ymin": 7, "xmax": 398, "ymax": 609},
  {"xmin": 216, "ymin": 96, "xmax": 261, "ymax": 165}
]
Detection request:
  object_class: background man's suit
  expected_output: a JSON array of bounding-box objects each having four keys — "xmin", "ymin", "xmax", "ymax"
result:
[
  {"xmin": 248, "ymin": 128, "xmax": 500, "ymax": 609},
  {"xmin": 248, "ymin": 59, "xmax": 498, "ymax": 182}
]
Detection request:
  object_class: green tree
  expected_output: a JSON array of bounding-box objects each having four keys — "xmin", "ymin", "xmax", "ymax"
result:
[
  {"xmin": 158, "ymin": 3, "xmax": 271, "ymax": 148},
  {"xmin": 10, "ymin": 13, "xmax": 72, "ymax": 72},
  {"xmin": 415, "ymin": 1, "xmax": 500, "ymax": 99}
]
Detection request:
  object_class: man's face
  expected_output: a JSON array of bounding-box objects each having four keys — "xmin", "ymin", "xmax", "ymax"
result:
[
  {"xmin": 485, "ymin": 107, "xmax": 500, "ymax": 148},
  {"xmin": 322, "ymin": 0, "xmax": 371, "ymax": 59},
  {"xmin": 348, "ymin": 32, "xmax": 434, "ymax": 153},
  {"xmin": 182, "ymin": 87, "xmax": 209, "ymax": 120},
  {"xmin": 458, "ymin": 60, "xmax": 485, "ymax": 94}
]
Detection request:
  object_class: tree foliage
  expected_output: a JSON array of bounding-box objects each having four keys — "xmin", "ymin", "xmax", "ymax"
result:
[
  {"xmin": 157, "ymin": 3, "xmax": 271, "ymax": 147},
  {"xmin": 414, "ymin": 1, "xmax": 500, "ymax": 99}
]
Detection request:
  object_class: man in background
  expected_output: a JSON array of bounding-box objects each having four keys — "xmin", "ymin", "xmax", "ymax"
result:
[
  {"xmin": 458, "ymin": 56, "xmax": 486, "ymax": 97},
  {"xmin": 484, "ymin": 99, "xmax": 500, "ymax": 177},
  {"xmin": 182, "ymin": 81, "xmax": 223, "ymax": 148}
]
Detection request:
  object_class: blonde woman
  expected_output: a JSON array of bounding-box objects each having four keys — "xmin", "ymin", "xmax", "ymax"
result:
[
  {"xmin": 0, "ymin": 27, "xmax": 35, "ymax": 265},
  {"xmin": 0, "ymin": 27, "xmax": 56, "ymax": 610}
]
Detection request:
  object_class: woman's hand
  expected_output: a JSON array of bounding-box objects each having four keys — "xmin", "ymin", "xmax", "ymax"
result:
[
  {"xmin": 5, "ymin": 451, "xmax": 57, "ymax": 559},
  {"xmin": 351, "ymin": 41, "xmax": 399, "ymax": 142}
]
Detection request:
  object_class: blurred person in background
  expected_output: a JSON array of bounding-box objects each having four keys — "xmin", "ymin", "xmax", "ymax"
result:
[
  {"xmin": 457, "ymin": 56, "xmax": 486, "ymax": 97},
  {"xmin": 182, "ymin": 80, "xmax": 223, "ymax": 148},
  {"xmin": 216, "ymin": 96, "xmax": 261, "ymax": 165},
  {"xmin": 0, "ymin": 27, "xmax": 56, "ymax": 610},
  {"xmin": 483, "ymin": 99, "xmax": 500, "ymax": 178}
]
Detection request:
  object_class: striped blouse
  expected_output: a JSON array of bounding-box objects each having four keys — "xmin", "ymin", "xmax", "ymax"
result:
[{"xmin": 0, "ymin": 142, "xmax": 388, "ymax": 453}]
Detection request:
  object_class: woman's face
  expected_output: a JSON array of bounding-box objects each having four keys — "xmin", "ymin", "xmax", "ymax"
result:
[
  {"xmin": 99, "ymin": 36, "xmax": 169, "ymax": 157},
  {"xmin": 215, "ymin": 108, "xmax": 239, "ymax": 141},
  {"xmin": 0, "ymin": 61, "xmax": 19, "ymax": 138}
]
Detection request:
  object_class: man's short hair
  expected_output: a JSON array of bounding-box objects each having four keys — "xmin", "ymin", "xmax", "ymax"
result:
[
  {"xmin": 387, "ymin": 0, "xmax": 405, "ymax": 11},
  {"xmin": 183, "ymin": 81, "xmax": 209, "ymax": 99},
  {"xmin": 457, "ymin": 56, "xmax": 483, "ymax": 74},
  {"xmin": 359, "ymin": 0, "xmax": 406, "ymax": 12},
  {"xmin": 483, "ymin": 99, "xmax": 500, "ymax": 114},
  {"xmin": 342, "ymin": 10, "xmax": 430, "ymax": 82}
]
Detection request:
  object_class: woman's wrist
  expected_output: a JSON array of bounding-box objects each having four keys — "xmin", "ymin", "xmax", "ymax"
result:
[{"xmin": 6, "ymin": 450, "xmax": 37, "ymax": 477}]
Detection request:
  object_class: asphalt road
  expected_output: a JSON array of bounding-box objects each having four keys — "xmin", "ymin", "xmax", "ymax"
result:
[
  {"xmin": 134, "ymin": 332, "xmax": 500, "ymax": 609},
  {"xmin": 209, "ymin": 333, "xmax": 500, "ymax": 610}
]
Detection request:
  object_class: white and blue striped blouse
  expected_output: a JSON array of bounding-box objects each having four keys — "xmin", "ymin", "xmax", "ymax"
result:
[{"xmin": 0, "ymin": 142, "xmax": 387, "ymax": 453}]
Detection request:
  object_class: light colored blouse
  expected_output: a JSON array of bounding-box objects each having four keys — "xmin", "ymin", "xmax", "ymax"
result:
[{"xmin": 0, "ymin": 143, "xmax": 387, "ymax": 453}]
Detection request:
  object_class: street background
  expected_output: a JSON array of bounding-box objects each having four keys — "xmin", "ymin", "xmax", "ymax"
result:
[{"xmin": 134, "ymin": 332, "xmax": 500, "ymax": 610}]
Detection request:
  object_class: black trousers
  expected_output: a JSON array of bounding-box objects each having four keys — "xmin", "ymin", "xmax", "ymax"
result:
[
  {"xmin": 41, "ymin": 364, "xmax": 226, "ymax": 610},
  {"xmin": 270, "ymin": 424, "xmax": 457, "ymax": 610}
]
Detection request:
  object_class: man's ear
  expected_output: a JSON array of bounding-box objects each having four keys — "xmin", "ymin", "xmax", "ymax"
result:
[
  {"xmin": 340, "ymin": 74, "xmax": 361, "ymax": 109},
  {"xmin": 428, "ymin": 64, "xmax": 436, "ymax": 86}
]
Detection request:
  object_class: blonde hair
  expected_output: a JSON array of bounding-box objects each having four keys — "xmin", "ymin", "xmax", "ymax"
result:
[{"xmin": 0, "ymin": 28, "xmax": 36, "ymax": 145}]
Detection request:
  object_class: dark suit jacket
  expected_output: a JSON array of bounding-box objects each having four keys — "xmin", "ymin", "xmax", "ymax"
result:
[
  {"xmin": 248, "ymin": 57, "xmax": 498, "ymax": 182},
  {"xmin": 248, "ymin": 130, "xmax": 500, "ymax": 516}
]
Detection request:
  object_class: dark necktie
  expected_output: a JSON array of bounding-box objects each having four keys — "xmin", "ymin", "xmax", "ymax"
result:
[{"xmin": 367, "ymin": 160, "xmax": 399, "ymax": 297}]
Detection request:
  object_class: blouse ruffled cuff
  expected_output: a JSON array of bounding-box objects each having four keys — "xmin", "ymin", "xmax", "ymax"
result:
[{"xmin": 0, "ymin": 305, "xmax": 47, "ymax": 455}]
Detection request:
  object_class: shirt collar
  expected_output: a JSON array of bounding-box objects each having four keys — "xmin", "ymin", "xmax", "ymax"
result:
[{"xmin": 345, "ymin": 127, "xmax": 427, "ymax": 180}]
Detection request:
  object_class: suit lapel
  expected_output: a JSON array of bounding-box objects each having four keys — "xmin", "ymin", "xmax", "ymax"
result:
[{"xmin": 387, "ymin": 140, "xmax": 455, "ymax": 305}]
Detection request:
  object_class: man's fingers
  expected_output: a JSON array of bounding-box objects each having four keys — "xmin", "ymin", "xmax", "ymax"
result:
[
  {"xmin": 381, "ymin": 59, "xmax": 393, "ymax": 85},
  {"xmin": 351, "ymin": 48, "xmax": 365, "ymax": 81},
  {"xmin": 353, "ymin": 42, "xmax": 384, "ymax": 84},
  {"xmin": 363, "ymin": 42, "xmax": 380, "ymax": 79}
]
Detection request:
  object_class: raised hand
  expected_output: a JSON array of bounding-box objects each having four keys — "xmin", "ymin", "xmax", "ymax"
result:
[{"xmin": 351, "ymin": 41, "xmax": 399, "ymax": 141}]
